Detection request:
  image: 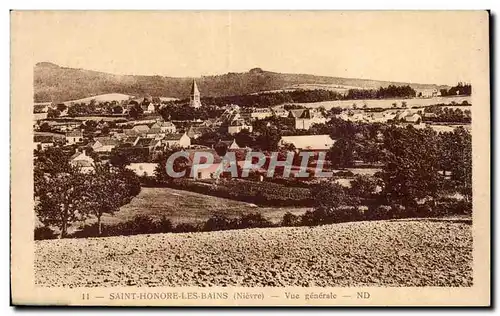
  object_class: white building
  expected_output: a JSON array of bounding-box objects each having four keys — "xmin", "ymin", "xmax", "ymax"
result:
[
  {"xmin": 69, "ymin": 150, "xmax": 94, "ymax": 173},
  {"xmin": 65, "ymin": 130, "xmax": 83, "ymax": 145}
]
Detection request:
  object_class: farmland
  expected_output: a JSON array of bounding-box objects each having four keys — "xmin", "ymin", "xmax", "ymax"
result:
[
  {"xmin": 299, "ymin": 95, "xmax": 471, "ymax": 110},
  {"xmin": 35, "ymin": 218, "xmax": 472, "ymax": 287}
]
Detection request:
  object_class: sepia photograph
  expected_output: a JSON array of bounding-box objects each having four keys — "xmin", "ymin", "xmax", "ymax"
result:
[{"xmin": 10, "ymin": 10, "xmax": 490, "ymax": 306}]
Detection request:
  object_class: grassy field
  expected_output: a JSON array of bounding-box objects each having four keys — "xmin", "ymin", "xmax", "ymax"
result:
[{"xmin": 94, "ymin": 187, "xmax": 310, "ymax": 227}]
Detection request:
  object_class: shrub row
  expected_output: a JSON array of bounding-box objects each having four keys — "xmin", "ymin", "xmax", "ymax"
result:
[
  {"xmin": 35, "ymin": 200, "xmax": 471, "ymax": 240},
  {"xmin": 283, "ymin": 200, "xmax": 472, "ymax": 227},
  {"xmin": 35, "ymin": 213, "xmax": 275, "ymax": 240}
]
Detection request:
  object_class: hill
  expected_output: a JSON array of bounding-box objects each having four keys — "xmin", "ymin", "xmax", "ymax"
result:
[
  {"xmin": 34, "ymin": 63, "xmax": 447, "ymax": 103},
  {"xmin": 35, "ymin": 218, "xmax": 471, "ymax": 287}
]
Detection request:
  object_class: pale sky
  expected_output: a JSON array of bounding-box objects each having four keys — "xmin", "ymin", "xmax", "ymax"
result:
[{"xmin": 19, "ymin": 11, "xmax": 487, "ymax": 85}]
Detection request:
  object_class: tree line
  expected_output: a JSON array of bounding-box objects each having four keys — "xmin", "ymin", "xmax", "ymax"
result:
[{"xmin": 440, "ymin": 82, "xmax": 472, "ymax": 96}]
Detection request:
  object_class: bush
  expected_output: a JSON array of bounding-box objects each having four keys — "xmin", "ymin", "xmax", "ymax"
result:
[
  {"xmin": 328, "ymin": 207, "xmax": 365, "ymax": 223},
  {"xmin": 202, "ymin": 215, "xmax": 237, "ymax": 232},
  {"xmin": 281, "ymin": 212, "xmax": 301, "ymax": 227},
  {"xmin": 34, "ymin": 226, "xmax": 57, "ymax": 240},
  {"xmin": 125, "ymin": 215, "xmax": 159, "ymax": 235},
  {"xmin": 173, "ymin": 223, "xmax": 200, "ymax": 233},
  {"xmin": 236, "ymin": 212, "xmax": 274, "ymax": 229},
  {"xmin": 431, "ymin": 200, "xmax": 472, "ymax": 217},
  {"xmin": 300, "ymin": 208, "xmax": 329, "ymax": 226},
  {"xmin": 157, "ymin": 216, "xmax": 174, "ymax": 233}
]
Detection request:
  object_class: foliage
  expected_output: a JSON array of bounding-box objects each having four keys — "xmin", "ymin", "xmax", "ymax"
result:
[
  {"xmin": 423, "ymin": 105, "xmax": 471, "ymax": 123},
  {"xmin": 281, "ymin": 212, "xmax": 301, "ymax": 226},
  {"xmin": 34, "ymin": 226, "xmax": 57, "ymax": 240},
  {"xmin": 440, "ymin": 82, "xmax": 472, "ymax": 96},
  {"xmin": 380, "ymin": 125, "xmax": 442, "ymax": 205}
]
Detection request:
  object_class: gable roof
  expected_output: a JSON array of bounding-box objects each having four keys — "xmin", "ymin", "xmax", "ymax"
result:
[
  {"xmin": 288, "ymin": 109, "xmax": 306, "ymax": 118},
  {"xmin": 132, "ymin": 125, "xmax": 150, "ymax": 132},
  {"xmin": 148, "ymin": 127, "xmax": 163, "ymax": 134},
  {"xmin": 186, "ymin": 126, "xmax": 212, "ymax": 138},
  {"xmin": 134, "ymin": 137, "xmax": 156, "ymax": 148},
  {"xmin": 94, "ymin": 137, "xmax": 120, "ymax": 146},
  {"xmin": 163, "ymin": 133, "xmax": 187, "ymax": 141},
  {"xmin": 69, "ymin": 151, "xmax": 92, "ymax": 161}
]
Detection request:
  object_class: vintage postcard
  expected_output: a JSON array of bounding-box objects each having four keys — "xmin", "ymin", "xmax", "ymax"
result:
[{"xmin": 10, "ymin": 11, "xmax": 490, "ymax": 306}]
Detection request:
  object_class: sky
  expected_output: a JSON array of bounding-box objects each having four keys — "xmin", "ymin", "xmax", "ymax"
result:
[{"xmin": 18, "ymin": 11, "xmax": 486, "ymax": 85}]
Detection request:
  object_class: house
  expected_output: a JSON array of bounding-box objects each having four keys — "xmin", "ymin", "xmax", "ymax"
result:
[
  {"xmin": 288, "ymin": 108, "xmax": 327, "ymax": 130},
  {"xmin": 162, "ymin": 133, "xmax": 191, "ymax": 148},
  {"xmin": 33, "ymin": 135, "xmax": 54, "ymax": 150},
  {"xmin": 227, "ymin": 119, "xmax": 253, "ymax": 135},
  {"xmin": 126, "ymin": 162, "xmax": 158, "ymax": 177},
  {"xmin": 395, "ymin": 109, "xmax": 411, "ymax": 121},
  {"xmin": 151, "ymin": 121, "xmax": 176, "ymax": 133},
  {"xmin": 191, "ymin": 163, "xmax": 224, "ymax": 180},
  {"xmin": 145, "ymin": 127, "xmax": 165, "ymax": 139},
  {"xmin": 241, "ymin": 107, "xmax": 273, "ymax": 121},
  {"xmin": 123, "ymin": 136, "xmax": 139, "ymax": 145},
  {"xmin": 278, "ymin": 134, "xmax": 336, "ymax": 151},
  {"xmin": 182, "ymin": 148, "xmax": 223, "ymax": 180},
  {"xmin": 423, "ymin": 112, "xmax": 438, "ymax": 119},
  {"xmin": 403, "ymin": 113, "xmax": 422, "ymax": 123},
  {"xmin": 69, "ymin": 150, "xmax": 94, "ymax": 173},
  {"xmin": 272, "ymin": 107, "xmax": 289, "ymax": 118},
  {"xmin": 134, "ymin": 137, "xmax": 163, "ymax": 153},
  {"xmin": 91, "ymin": 137, "xmax": 120, "ymax": 153},
  {"xmin": 217, "ymin": 139, "xmax": 240, "ymax": 150},
  {"xmin": 186, "ymin": 126, "xmax": 212, "ymax": 139},
  {"xmin": 65, "ymin": 130, "xmax": 83, "ymax": 145}
]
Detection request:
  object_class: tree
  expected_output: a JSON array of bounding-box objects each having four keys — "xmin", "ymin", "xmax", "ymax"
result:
[
  {"xmin": 35, "ymin": 170, "xmax": 90, "ymax": 238},
  {"xmin": 327, "ymin": 138, "xmax": 356, "ymax": 168},
  {"xmin": 56, "ymin": 104, "xmax": 67, "ymax": 112},
  {"xmin": 85, "ymin": 165, "xmax": 140, "ymax": 235},
  {"xmin": 234, "ymin": 129, "xmax": 254, "ymax": 148},
  {"xmin": 380, "ymin": 125, "xmax": 442, "ymax": 205},
  {"xmin": 128, "ymin": 104, "xmax": 143, "ymax": 119},
  {"xmin": 47, "ymin": 108, "xmax": 60, "ymax": 118},
  {"xmin": 154, "ymin": 149, "xmax": 189, "ymax": 183},
  {"xmin": 349, "ymin": 175, "xmax": 379, "ymax": 200},
  {"xmin": 439, "ymin": 127, "xmax": 472, "ymax": 201},
  {"xmin": 113, "ymin": 105, "xmax": 123, "ymax": 114},
  {"xmin": 311, "ymin": 181, "xmax": 350, "ymax": 210},
  {"xmin": 38, "ymin": 122, "xmax": 52, "ymax": 132},
  {"xmin": 109, "ymin": 148, "xmax": 131, "ymax": 169}
]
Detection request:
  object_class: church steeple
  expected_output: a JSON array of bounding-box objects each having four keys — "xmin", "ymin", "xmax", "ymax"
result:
[{"xmin": 189, "ymin": 79, "xmax": 202, "ymax": 108}]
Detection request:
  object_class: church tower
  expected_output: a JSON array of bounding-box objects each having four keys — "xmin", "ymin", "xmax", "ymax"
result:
[{"xmin": 189, "ymin": 79, "xmax": 202, "ymax": 108}]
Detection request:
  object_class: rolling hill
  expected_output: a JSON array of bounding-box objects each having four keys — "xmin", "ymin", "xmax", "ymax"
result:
[{"xmin": 34, "ymin": 62, "xmax": 447, "ymax": 103}]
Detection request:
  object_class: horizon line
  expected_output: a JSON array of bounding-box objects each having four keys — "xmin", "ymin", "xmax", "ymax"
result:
[{"xmin": 35, "ymin": 61, "xmax": 456, "ymax": 87}]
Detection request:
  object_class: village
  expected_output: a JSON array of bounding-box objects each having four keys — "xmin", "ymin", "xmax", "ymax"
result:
[{"xmin": 33, "ymin": 79, "xmax": 472, "ymax": 181}]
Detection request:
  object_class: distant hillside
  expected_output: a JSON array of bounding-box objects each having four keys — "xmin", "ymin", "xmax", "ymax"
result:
[{"xmin": 34, "ymin": 63, "xmax": 448, "ymax": 103}]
